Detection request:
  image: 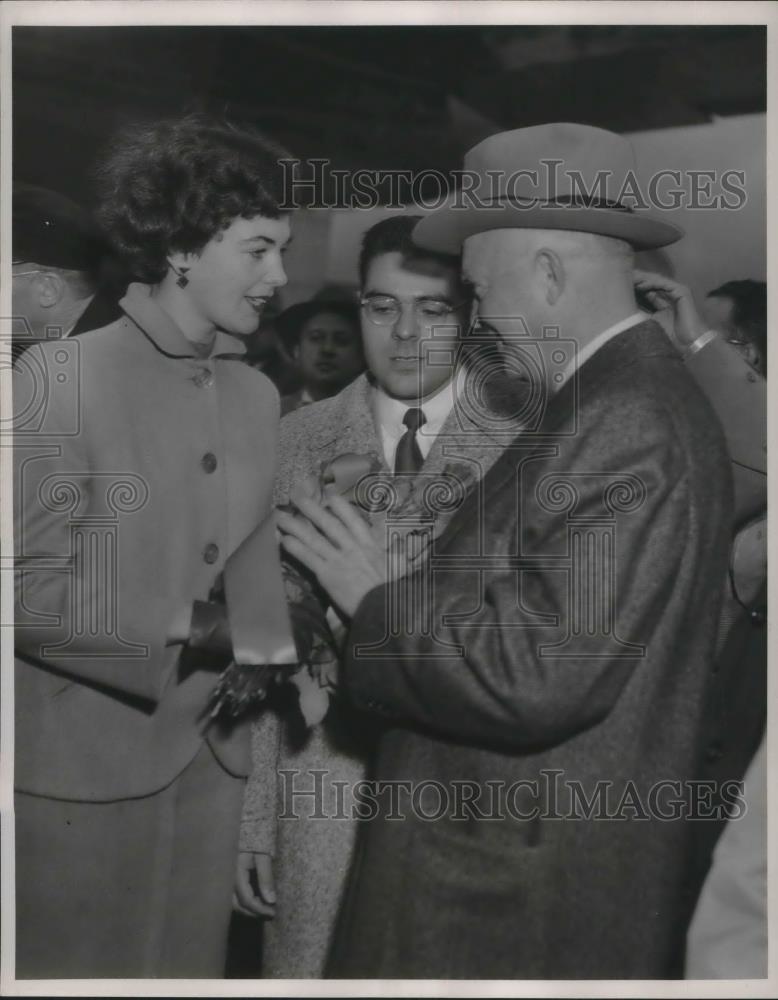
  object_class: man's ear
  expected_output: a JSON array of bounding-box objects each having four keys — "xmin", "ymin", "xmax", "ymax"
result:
[
  {"xmin": 36, "ymin": 272, "xmax": 67, "ymax": 309},
  {"xmin": 534, "ymin": 249, "xmax": 565, "ymax": 305}
]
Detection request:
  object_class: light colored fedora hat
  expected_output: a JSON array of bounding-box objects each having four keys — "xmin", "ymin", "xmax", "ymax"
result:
[{"xmin": 413, "ymin": 122, "xmax": 683, "ymax": 253}]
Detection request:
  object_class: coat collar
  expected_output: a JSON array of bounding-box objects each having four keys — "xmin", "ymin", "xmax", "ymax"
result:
[
  {"xmin": 298, "ymin": 374, "xmax": 388, "ymax": 467},
  {"xmin": 302, "ymin": 371, "xmax": 524, "ymax": 475},
  {"xmin": 437, "ymin": 319, "xmax": 680, "ymax": 550},
  {"xmin": 546, "ymin": 318, "xmax": 678, "ymax": 433},
  {"xmin": 120, "ymin": 282, "xmax": 247, "ymax": 360}
]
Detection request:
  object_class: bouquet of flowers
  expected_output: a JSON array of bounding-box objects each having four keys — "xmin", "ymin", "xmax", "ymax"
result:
[
  {"xmin": 208, "ymin": 452, "xmax": 382, "ymax": 724},
  {"xmin": 209, "ymin": 452, "xmax": 475, "ymax": 725}
]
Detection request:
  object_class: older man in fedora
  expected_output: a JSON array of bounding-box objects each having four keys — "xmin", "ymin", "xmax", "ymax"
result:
[
  {"xmin": 278, "ymin": 123, "xmax": 733, "ymax": 978},
  {"xmin": 11, "ymin": 184, "xmax": 121, "ymax": 357}
]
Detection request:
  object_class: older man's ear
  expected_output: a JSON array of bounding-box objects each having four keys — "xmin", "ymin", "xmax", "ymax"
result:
[
  {"xmin": 534, "ymin": 249, "xmax": 565, "ymax": 305},
  {"xmin": 33, "ymin": 271, "xmax": 68, "ymax": 309}
]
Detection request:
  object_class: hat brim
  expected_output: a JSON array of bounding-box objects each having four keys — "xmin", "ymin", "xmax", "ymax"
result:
[{"xmin": 412, "ymin": 200, "xmax": 683, "ymax": 253}]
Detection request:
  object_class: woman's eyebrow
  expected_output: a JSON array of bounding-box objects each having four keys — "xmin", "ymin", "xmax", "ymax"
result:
[{"xmin": 240, "ymin": 234, "xmax": 295, "ymax": 248}]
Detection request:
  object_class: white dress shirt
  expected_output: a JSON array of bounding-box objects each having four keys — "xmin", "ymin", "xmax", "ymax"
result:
[{"xmin": 372, "ymin": 367, "xmax": 464, "ymax": 469}]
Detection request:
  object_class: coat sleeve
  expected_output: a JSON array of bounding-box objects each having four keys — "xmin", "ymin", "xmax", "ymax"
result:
[
  {"xmin": 685, "ymin": 335, "xmax": 766, "ymax": 524},
  {"xmin": 219, "ymin": 395, "xmax": 302, "ymax": 667},
  {"xmin": 239, "ymin": 708, "xmax": 283, "ymax": 855},
  {"xmin": 12, "ymin": 345, "xmax": 174, "ymax": 703},
  {"xmin": 238, "ymin": 410, "xmax": 323, "ymax": 852},
  {"xmin": 343, "ymin": 405, "xmax": 724, "ymax": 752}
]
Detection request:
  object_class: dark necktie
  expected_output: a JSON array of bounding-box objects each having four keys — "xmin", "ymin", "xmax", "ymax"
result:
[{"xmin": 394, "ymin": 407, "xmax": 427, "ymax": 475}]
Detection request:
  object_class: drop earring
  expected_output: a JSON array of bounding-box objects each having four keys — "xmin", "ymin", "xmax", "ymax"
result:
[{"xmin": 169, "ymin": 261, "xmax": 190, "ymax": 288}]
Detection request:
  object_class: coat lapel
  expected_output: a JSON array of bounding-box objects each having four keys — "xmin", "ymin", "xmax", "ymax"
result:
[
  {"xmin": 420, "ymin": 391, "xmax": 525, "ymax": 481},
  {"xmin": 302, "ymin": 375, "xmax": 389, "ymax": 472}
]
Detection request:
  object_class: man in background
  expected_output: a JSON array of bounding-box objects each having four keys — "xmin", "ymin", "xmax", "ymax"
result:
[
  {"xmin": 633, "ymin": 269, "xmax": 767, "ymax": 978},
  {"xmin": 11, "ymin": 183, "xmax": 121, "ymax": 358},
  {"xmin": 275, "ymin": 296, "xmax": 365, "ymax": 415},
  {"xmin": 634, "ymin": 270, "xmax": 765, "ymax": 526},
  {"xmin": 703, "ymin": 279, "xmax": 767, "ymax": 377}
]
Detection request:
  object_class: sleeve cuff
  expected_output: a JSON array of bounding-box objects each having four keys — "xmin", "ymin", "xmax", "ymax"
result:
[
  {"xmin": 189, "ymin": 599, "xmax": 233, "ymax": 656},
  {"xmin": 238, "ymin": 818, "xmax": 277, "ymax": 856}
]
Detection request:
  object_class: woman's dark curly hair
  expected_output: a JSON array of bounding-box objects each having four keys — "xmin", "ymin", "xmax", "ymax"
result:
[{"xmin": 95, "ymin": 113, "xmax": 292, "ymax": 283}]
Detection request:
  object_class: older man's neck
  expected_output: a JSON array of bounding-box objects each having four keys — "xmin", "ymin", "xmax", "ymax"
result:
[{"xmin": 565, "ymin": 286, "xmax": 642, "ymax": 346}]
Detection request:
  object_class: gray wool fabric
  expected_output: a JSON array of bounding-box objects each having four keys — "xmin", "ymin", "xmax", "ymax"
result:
[
  {"xmin": 240, "ymin": 371, "xmax": 522, "ymax": 977},
  {"xmin": 327, "ymin": 322, "xmax": 734, "ymax": 979}
]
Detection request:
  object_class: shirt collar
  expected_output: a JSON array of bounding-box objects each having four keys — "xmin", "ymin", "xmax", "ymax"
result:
[
  {"xmin": 558, "ymin": 312, "xmax": 648, "ymax": 389},
  {"xmin": 119, "ymin": 282, "xmax": 246, "ymax": 360},
  {"xmin": 372, "ymin": 366, "xmax": 462, "ymax": 440}
]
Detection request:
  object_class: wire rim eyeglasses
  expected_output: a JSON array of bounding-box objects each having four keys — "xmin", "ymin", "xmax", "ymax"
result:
[{"xmin": 359, "ymin": 294, "xmax": 467, "ymax": 326}]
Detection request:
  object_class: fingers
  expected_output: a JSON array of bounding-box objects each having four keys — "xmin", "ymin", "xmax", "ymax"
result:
[
  {"xmin": 289, "ymin": 495, "xmax": 358, "ymax": 552},
  {"xmin": 276, "ymin": 508, "xmax": 334, "ymax": 563},
  {"xmin": 279, "ymin": 532, "xmax": 326, "ymax": 576},
  {"xmin": 633, "ymin": 268, "xmax": 662, "ymax": 283},
  {"xmin": 254, "ymin": 853, "xmax": 277, "ymax": 907},
  {"xmin": 324, "ymin": 493, "xmax": 374, "ymax": 547},
  {"xmin": 232, "ymin": 890, "xmax": 258, "ymax": 919},
  {"xmin": 233, "ymin": 866, "xmax": 259, "ymax": 916},
  {"xmin": 233, "ymin": 854, "xmax": 276, "ymax": 919},
  {"xmin": 633, "ymin": 270, "xmax": 687, "ymax": 298},
  {"xmin": 642, "ymin": 290, "xmax": 670, "ymax": 311},
  {"xmin": 634, "ymin": 268, "xmax": 672, "ymax": 288},
  {"xmin": 386, "ymin": 532, "xmax": 408, "ymax": 582}
]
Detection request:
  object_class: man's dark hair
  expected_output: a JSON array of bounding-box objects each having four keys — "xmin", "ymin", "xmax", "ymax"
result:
[
  {"xmin": 358, "ymin": 215, "xmax": 461, "ymax": 287},
  {"xmin": 95, "ymin": 113, "xmax": 292, "ymax": 283},
  {"xmin": 707, "ymin": 279, "xmax": 767, "ymax": 363},
  {"xmin": 276, "ymin": 299, "xmax": 360, "ymax": 351}
]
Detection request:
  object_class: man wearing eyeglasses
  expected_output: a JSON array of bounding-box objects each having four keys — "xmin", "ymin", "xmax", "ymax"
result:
[
  {"xmin": 235, "ymin": 214, "xmax": 524, "ymax": 977},
  {"xmin": 11, "ymin": 184, "xmax": 121, "ymax": 359},
  {"xmin": 276, "ymin": 125, "xmax": 733, "ymax": 978},
  {"xmin": 355, "ymin": 219, "xmax": 469, "ymax": 465}
]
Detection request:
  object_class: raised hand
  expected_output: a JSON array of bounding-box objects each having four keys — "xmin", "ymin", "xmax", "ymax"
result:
[{"xmin": 633, "ymin": 269, "xmax": 706, "ymax": 349}]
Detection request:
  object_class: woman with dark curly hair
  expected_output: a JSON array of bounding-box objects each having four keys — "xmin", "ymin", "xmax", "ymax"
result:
[{"xmin": 13, "ymin": 113, "xmax": 295, "ymax": 978}]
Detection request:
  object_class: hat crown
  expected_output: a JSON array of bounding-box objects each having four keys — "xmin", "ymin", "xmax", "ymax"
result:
[
  {"xmin": 464, "ymin": 123, "xmax": 637, "ymax": 205},
  {"xmin": 13, "ymin": 183, "xmax": 102, "ymax": 270},
  {"xmin": 411, "ymin": 120, "xmax": 683, "ymax": 253}
]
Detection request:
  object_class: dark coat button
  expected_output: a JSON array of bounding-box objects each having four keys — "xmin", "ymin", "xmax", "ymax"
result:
[
  {"xmin": 203, "ymin": 542, "xmax": 220, "ymax": 564},
  {"xmin": 705, "ymin": 741, "xmax": 724, "ymax": 763},
  {"xmin": 201, "ymin": 452, "xmax": 217, "ymax": 474},
  {"xmin": 750, "ymin": 609, "xmax": 766, "ymax": 626}
]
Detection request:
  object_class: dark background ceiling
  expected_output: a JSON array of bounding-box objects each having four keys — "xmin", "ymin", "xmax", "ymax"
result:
[{"xmin": 13, "ymin": 24, "xmax": 766, "ymax": 207}]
